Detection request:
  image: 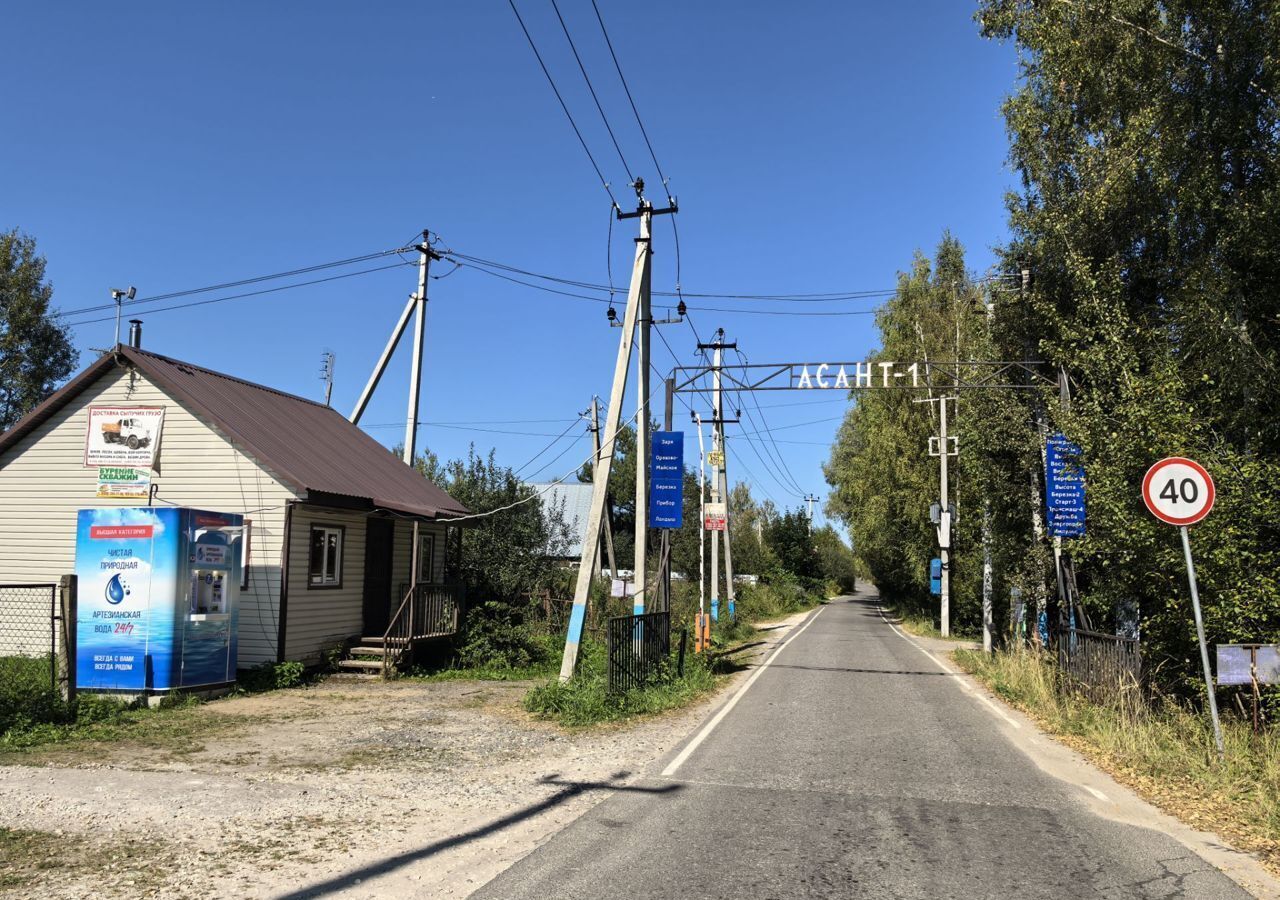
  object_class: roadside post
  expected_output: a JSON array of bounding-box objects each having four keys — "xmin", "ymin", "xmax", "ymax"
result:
[{"xmin": 1141, "ymin": 456, "xmax": 1223, "ymax": 756}]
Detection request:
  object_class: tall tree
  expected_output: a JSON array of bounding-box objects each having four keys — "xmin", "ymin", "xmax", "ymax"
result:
[
  {"xmin": 0, "ymin": 229, "xmax": 77, "ymax": 430},
  {"xmin": 976, "ymin": 0, "xmax": 1280, "ymax": 693}
]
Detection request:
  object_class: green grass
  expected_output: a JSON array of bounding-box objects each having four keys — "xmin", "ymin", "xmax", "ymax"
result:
[
  {"xmin": 0, "ymin": 825, "xmax": 170, "ymax": 892},
  {"xmin": 523, "ymin": 583, "xmax": 826, "ymax": 728},
  {"xmin": 0, "ymin": 655, "xmax": 69, "ymax": 736},
  {"xmin": 523, "ymin": 639, "xmax": 717, "ymax": 727},
  {"xmin": 954, "ymin": 647, "xmax": 1280, "ymax": 873},
  {"xmin": 0, "ymin": 692, "xmax": 232, "ymax": 754},
  {"xmin": 406, "ymin": 632, "xmax": 561, "ymax": 682},
  {"xmin": 882, "ymin": 601, "xmax": 976, "ymax": 642}
]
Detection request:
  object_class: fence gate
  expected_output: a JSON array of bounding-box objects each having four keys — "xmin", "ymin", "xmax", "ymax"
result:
[
  {"xmin": 1056, "ymin": 627, "xmax": 1142, "ymax": 704},
  {"xmin": 0, "ymin": 583, "xmax": 61, "ymax": 693},
  {"xmin": 607, "ymin": 611, "xmax": 670, "ymax": 694}
]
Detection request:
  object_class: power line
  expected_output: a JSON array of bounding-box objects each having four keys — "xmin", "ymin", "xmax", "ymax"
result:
[
  {"xmin": 514, "ymin": 416, "xmax": 587, "ymax": 478},
  {"xmin": 590, "ymin": 0, "xmax": 670, "ymax": 196},
  {"xmin": 507, "ymin": 0, "xmax": 620, "ymax": 208},
  {"xmin": 63, "ymin": 261, "xmax": 415, "ymax": 327},
  {"xmin": 58, "ymin": 247, "xmax": 413, "ymax": 316},
  {"xmin": 550, "ymin": 0, "xmax": 634, "ymax": 184},
  {"xmin": 733, "ymin": 348, "xmax": 808, "ymax": 495}
]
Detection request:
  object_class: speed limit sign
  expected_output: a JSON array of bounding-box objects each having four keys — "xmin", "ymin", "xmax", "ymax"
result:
[{"xmin": 1142, "ymin": 457, "xmax": 1215, "ymax": 526}]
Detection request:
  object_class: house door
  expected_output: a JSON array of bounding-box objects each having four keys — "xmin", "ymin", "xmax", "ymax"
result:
[{"xmin": 362, "ymin": 517, "xmax": 395, "ymax": 636}]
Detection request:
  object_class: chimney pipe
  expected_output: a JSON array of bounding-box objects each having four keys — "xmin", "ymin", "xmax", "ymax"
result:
[{"xmin": 128, "ymin": 320, "xmax": 142, "ymax": 349}]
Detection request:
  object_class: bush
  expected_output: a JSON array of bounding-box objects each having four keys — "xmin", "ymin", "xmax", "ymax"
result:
[
  {"xmin": 0, "ymin": 655, "xmax": 70, "ymax": 736},
  {"xmin": 524, "ymin": 640, "xmax": 715, "ymax": 727},
  {"xmin": 237, "ymin": 660, "xmax": 306, "ymax": 693}
]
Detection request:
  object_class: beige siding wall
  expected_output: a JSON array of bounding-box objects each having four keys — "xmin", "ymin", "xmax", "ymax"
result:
[
  {"xmin": 285, "ymin": 507, "xmax": 367, "ymax": 662},
  {"xmin": 284, "ymin": 513, "xmax": 448, "ymax": 663},
  {"xmin": 390, "ymin": 518, "xmax": 448, "ymax": 599},
  {"xmin": 0, "ymin": 365, "xmax": 298, "ymax": 666}
]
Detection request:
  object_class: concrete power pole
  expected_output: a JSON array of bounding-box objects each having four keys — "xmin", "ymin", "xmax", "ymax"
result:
[
  {"xmin": 698, "ymin": 331, "xmax": 738, "ymax": 621},
  {"xmin": 634, "ymin": 210, "xmax": 653, "ymax": 616},
  {"xmin": 560, "ymin": 186, "xmax": 675, "ymax": 681},
  {"xmin": 920, "ymin": 396, "xmax": 958, "ymax": 638},
  {"xmin": 403, "ymin": 238, "xmax": 433, "ymax": 465},
  {"xmin": 590, "ymin": 395, "xmax": 618, "ymax": 579}
]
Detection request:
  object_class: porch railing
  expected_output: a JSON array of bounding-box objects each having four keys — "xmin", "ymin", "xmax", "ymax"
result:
[
  {"xmin": 381, "ymin": 582, "xmax": 464, "ymax": 677},
  {"xmin": 1056, "ymin": 627, "xmax": 1142, "ymax": 704}
]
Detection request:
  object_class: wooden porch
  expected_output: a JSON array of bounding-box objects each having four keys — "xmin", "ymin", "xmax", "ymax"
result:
[{"xmin": 338, "ymin": 582, "xmax": 465, "ymax": 676}]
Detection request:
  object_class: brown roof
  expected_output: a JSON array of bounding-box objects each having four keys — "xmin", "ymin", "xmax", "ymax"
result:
[{"xmin": 0, "ymin": 346, "xmax": 467, "ymax": 519}]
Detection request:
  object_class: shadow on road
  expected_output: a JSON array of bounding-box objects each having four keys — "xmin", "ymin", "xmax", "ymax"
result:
[{"xmin": 271, "ymin": 772, "xmax": 683, "ymax": 900}]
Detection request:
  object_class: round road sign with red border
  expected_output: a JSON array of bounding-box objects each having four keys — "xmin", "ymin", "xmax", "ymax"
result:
[{"xmin": 1142, "ymin": 457, "xmax": 1215, "ymax": 526}]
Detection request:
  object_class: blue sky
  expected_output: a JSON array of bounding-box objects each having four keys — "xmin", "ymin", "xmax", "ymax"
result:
[{"xmin": 2, "ymin": 2, "xmax": 1018, "ymax": 525}]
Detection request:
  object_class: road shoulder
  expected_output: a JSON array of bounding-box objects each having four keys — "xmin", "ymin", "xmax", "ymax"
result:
[{"xmin": 874, "ymin": 602, "xmax": 1280, "ymax": 900}]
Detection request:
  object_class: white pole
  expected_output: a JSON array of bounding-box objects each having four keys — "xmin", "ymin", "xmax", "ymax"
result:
[
  {"xmin": 634, "ymin": 205, "xmax": 653, "ymax": 616},
  {"xmin": 696, "ymin": 415, "xmax": 706, "ymax": 623},
  {"xmin": 351, "ymin": 294, "xmax": 417, "ymax": 425},
  {"xmin": 403, "ymin": 241, "xmax": 431, "ymax": 465},
  {"xmin": 1180, "ymin": 525, "xmax": 1225, "ymax": 757},
  {"xmin": 710, "ymin": 344, "xmax": 722, "ymax": 622},
  {"xmin": 939, "ymin": 396, "xmax": 950, "ymax": 638},
  {"xmin": 559, "ymin": 208, "xmax": 650, "ymax": 682}
]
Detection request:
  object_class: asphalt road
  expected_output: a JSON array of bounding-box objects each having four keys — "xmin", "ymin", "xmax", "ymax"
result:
[{"xmin": 473, "ymin": 589, "xmax": 1251, "ymax": 899}]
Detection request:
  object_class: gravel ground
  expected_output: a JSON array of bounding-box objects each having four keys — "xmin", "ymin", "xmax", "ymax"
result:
[{"xmin": 0, "ymin": 613, "xmax": 807, "ymax": 899}]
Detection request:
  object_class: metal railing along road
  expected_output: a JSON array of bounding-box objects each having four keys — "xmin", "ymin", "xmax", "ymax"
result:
[
  {"xmin": 607, "ymin": 611, "xmax": 671, "ymax": 694},
  {"xmin": 1056, "ymin": 627, "xmax": 1142, "ymax": 704}
]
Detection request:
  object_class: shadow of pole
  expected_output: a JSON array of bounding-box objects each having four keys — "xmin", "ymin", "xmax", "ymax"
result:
[{"xmin": 271, "ymin": 772, "xmax": 682, "ymax": 900}]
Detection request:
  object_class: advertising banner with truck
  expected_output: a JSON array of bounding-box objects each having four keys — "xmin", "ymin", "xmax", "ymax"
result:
[{"xmin": 84, "ymin": 406, "xmax": 165, "ymax": 468}]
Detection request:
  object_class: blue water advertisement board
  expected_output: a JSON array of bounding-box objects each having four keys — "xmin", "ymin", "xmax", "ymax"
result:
[
  {"xmin": 75, "ymin": 507, "xmax": 242, "ymax": 692},
  {"xmin": 649, "ymin": 431, "xmax": 684, "ymax": 529},
  {"xmin": 1045, "ymin": 433, "xmax": 1086, "ymax": 538}
]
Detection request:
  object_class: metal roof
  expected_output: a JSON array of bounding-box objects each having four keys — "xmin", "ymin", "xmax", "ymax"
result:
[
  {"xmin": 0, "ymin": 346, "xmax": 467, "ymax": 520},
  {"xmin": 527, "ymin": 480, "xmax": 594, "ymax": 558}
]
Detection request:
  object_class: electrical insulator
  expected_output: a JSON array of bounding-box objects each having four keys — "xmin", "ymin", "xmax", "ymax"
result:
[
  {"xmin": 607, "ymin": 305, "xmax": 617, "ymax": 323},
  {"xmin": 677, "ymin": 299, "xmax": 687, "ymax": 316}
]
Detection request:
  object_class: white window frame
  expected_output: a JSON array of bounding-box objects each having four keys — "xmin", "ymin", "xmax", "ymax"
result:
[{"xmin": 308, "ymin": 524, "xmax": 345, "ymax": 588}]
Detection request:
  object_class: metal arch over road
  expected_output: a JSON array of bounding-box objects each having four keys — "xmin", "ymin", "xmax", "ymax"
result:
[{"xmin": 670, "ymin": 359, "xmax": 1057, "ymax": 395}]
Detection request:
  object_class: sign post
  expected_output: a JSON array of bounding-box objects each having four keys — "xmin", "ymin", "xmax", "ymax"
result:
[{"xmin": 1142, "ymin": 456, "xmax": 1223, "ymax": 756}]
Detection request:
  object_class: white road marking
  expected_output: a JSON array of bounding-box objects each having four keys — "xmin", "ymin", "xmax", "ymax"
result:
[
  {"xmin": 1084, "ymin": 785, "xmax": 1109, "ymax": 801},
  {"xmin": 875, "ymin": 604, "xmax": 1021, "ymax": 730},
  {"xmin": 660, "ymin": 607, "xmax": 826, "ymax": 777}
]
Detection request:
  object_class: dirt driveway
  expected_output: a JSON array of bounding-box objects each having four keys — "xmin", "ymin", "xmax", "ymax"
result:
[{"xmin": 0, "ymin": 614, "xmax": 805, "ymax": 899}]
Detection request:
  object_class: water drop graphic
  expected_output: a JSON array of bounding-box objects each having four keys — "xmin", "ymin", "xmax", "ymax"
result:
[{"xmin": 105, "ymin": 573, "xmax": 126, "ymax": 605}]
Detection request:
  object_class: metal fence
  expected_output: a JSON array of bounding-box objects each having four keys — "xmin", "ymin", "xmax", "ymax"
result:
[
  {"xmin": 0, "ymin": 583, "xmax": 61, "ymax": 694},
  {"xmin": 1056, "ymin": 627, "xmax": 1142, "ymax": 705},
  {"xmin": 607, "ymin": 611, "xmax": 670, "ymax": 694}
]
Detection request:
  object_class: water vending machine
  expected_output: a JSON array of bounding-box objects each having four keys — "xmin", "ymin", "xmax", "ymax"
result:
[{"xmin": 75, "ymin": 507, "xmax": 243, "ymax": 692}]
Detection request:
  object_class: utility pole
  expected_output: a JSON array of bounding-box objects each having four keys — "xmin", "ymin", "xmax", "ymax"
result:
[
  {"xmin": 634, "ymin": 207, "xmax": 653, "ymax": 617},
  {"xmin": 560, "ymin": 185, "xmax": 676, "ymax": 681},
  {"xmin": 590, "ymin": 395, "xmax": 618, "ymax": 579},
  {"xmin": 350, "ymin": 232, "xmax": 442, "ymax": 466},
  {"xmin": 695, "ymin": 413, "xmax": 708, "ymax": 649},
  {"xmin": 404, "ymin": 237, "xmax": 432, "ymax": 465},
  {"xmin": 804, "ymin": 494, "xmax": 819, "ymax": 532},
  {"xmin": 699, "ymin": 331, "xmax": 738, "ymax": 621},
  {"xmin": 919, "ymin": 395, "xmax": 957, "ymax": 637},
  {"xmin": 659, "ymin": 377, "xmax": 675, "ymax": 611}
]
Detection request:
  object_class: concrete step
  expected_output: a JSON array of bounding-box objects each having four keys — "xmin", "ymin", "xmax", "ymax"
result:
[
  {"xmin": 348, "ymin": 645, "xmax": 393, "ymax": 657},
  {"xmin": 337, "ymin": 658, "xmax": 385, "ymax": 671}
]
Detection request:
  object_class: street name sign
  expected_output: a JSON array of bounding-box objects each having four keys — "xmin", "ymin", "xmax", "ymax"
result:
[
  {"xmin": 1045, "ymin": 433, "xmax": 1085, "ymax": 538},
  {"xmin": 648, "ymin": 431, "xmax": 684, "ymax": 529}
]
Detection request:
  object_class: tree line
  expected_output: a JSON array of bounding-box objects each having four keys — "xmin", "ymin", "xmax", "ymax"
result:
[{"xmin": 826, "ymin": 2, "xmax": 1280, "ymax": 697}]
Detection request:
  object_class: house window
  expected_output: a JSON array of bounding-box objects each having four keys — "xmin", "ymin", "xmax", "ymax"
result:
[
  {"xmin": 415, "ymin": 533, "xmax": 435, "ymax": 584},
  {"xmin": 309, "ymin": 524, "xmax": 344, "ymax": 588}
]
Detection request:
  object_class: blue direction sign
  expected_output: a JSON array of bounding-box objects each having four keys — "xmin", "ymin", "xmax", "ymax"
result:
[
  {"xmin": 649, "ymin": 431, "xmax": 684, "ymax": 529},
  {"xmin": 1045, "ymin": 433, "xmax": 1086, "ymax": 538},
  {"xmin": 929, "ymin": 557, "xmax": 942, "ymax": 596}
]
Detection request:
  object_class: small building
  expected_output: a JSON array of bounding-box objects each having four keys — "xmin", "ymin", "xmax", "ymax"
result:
[
  {"xmin": 526, "ymin": 480, "xmax": 594, "ymax": 566},
  {"xmin": 0, "ymin": 342, "xmax": 467, "ymax": 668}
]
